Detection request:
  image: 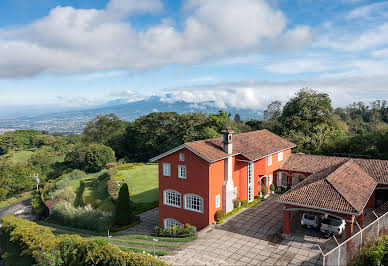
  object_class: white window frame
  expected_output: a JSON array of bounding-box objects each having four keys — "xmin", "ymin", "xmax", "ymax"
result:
[
  {"xmin": 164, "ymin": 218, "xmax": 181, "ymax": 229},
  {"xmin": 163, "ymin": 189, "xmax": 181, "ymax": 208},
  {"xmin": 163, "ymin": 163, "xmax": 171, "ymax": 176},
  {"xmin": 278, "ymin": 151, "xmax": 284, "ymax": 162},
  {"xmin": 215, "ymin": 194, "xmax": 220, "ymax": 208},
  {"xmin": 179, "ymin": 153, "xmax": 185, "ymax": 161},
  {"xmin": 232, "ymin": 187, "xmax": 238, "ymax": 199},
  {"xmin": 184, "ymin": 193, "xmax": 203, "ymax": 213},
  {"xmin": 267, "ymin": 154, "xmax": 272, "ymax": 166},
  {"xmin": 268, "ymin": 174, "xmax": 273, "ymax": 185},
  {"xmin": 178, "ymin": 165, "xmax": 187, "ymax": 179}
]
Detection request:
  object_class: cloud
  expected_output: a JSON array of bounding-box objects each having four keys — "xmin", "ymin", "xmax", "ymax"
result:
[
  {"xmin": 0, "ymin": 0, "xmax": 311, "ymax": 78},
  {"xmin": 158, "ymin": 75, "xmax": 388, "ymax": 110}
]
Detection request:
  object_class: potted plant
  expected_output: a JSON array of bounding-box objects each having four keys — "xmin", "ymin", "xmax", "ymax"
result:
[
  {"xmin": 270, "ymin": 184, "xmax": 275, "ymax": 194},
  {"xmin": 262, "ymin": 188, "xmax": 268, "ymax": 199}
]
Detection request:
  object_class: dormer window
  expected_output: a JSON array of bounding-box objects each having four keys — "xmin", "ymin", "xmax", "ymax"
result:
[{"xmin": 179, "ymin": 153, "xmax": 185, "ymax": 161}]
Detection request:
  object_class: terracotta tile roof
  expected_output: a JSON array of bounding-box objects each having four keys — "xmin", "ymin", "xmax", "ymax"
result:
[
  {"xmin": 280, "ymin": 153, "xmax": 388, "ymax": 184},
  {"xmin": 44, "ymin": 198, "xmax": 66, "ymax": 209},
  {"xmin": 278, "ymin": 160, "xmax": 377, "ymax": 214},
  {"xmin": 184, "ymin": 129, "xmax": 296, "ymax": 162}
]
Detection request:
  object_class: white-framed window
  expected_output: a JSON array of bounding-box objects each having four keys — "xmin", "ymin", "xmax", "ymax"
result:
[
  {"xmin": 277, "ymin": 173, "xmax": 288, "ymax": 187},
  {"xmin": 184, "ymin": 193, "xmax": 203, "ymax": 213},
  {"xmin": 163, "ymin": 163, "xmax": 171, "ymax": 176},
  {"xmin": 178, "ymin": 165, "xmax": 187, "ymax": 179},
  {"xmin": 163, "ymin": 190, "xmax": 181, "ymax": 208},
  {"xmin": 179, "ymin": 153, "xmax": 185, "ymax": 161},
  {"xmin": 164, "ymin": 218, "xmax": 181, "ymax": 229},
  {"xmin": 267, "ymin": 154, "xmax": 272, "ymax": 166},
  {"xmin": 268, "ymin": 174, "xmax": 273, "ymax": 185},
  {"xmin": 215, "ymin": 194, "xmax": 220, "ymax": 208},
  {"xmin": 278, "ymin": 151, "xmax": 284, "ymax": 162},
  {"xmin": 232, "ymin": 187, "xmax": 238, "ymax": 199}
]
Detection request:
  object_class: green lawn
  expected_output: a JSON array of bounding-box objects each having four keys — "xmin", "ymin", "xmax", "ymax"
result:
[
  {"xmin": 0, "ymin": 191, "xmax": 34, "ymax": 208},
  {"xmin": 120, "ymin": 164, "xmax": 158, "ymax": 203},
  {"xmin": 0, "ymin": 149, "xmax": 36, "ymax": 163},
  {"xmin": 68, "ymin": 170, "xmax": 115, "ymax": 211}
]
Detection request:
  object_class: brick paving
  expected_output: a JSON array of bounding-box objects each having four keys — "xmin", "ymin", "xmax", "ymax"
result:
[
  {"xmin": 121, "ymin": 208, "xmax": 159, "ymax": 235},
  {"xmin": 162, "ymin": 196, "xmax": 331, "ymax": 265}
]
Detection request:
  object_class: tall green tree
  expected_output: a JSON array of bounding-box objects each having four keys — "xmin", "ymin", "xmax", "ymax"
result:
[
  {"xmin": 115, "ymin": 183, "xmax": 134, "ymax": 226},
  {"xmin": 83, "ymin": 114, "xmax": 127, "ymax": 145}
]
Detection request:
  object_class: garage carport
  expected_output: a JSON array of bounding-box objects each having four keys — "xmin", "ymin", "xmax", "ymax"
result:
[{"xmin": 276, "ymin": 160, "xmax": 376, "ymax": 240}]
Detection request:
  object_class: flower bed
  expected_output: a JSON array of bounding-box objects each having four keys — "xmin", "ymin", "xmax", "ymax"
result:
[{"xmin": 215, "ymin": 199, "xmax": 261, "ymax": 224}]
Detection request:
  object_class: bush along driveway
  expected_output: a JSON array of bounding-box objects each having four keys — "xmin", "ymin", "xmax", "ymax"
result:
[{"xmin": 38, "ymin": 208, "xmax": 197, "ymax": 256}]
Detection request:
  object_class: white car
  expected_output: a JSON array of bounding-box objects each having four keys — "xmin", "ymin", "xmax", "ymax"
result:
[
  {"xmin": 320, "ymin": 217, "xmax": 346, "ymax": 236},
  {"xmin": 301, "ymin": 213, "xmax": 320, "ymax": 229}
]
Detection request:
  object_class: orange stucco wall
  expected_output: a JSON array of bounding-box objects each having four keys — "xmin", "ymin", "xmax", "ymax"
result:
[
  {"xmin": 158, "ymin": 148, "xmax": 210, "ymax": 230},
  {"xmin": 158, "ymin": 148, "xmax": 294, "ymax": 230}
]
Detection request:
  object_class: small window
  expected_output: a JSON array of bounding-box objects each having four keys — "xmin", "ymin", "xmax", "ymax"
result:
[
  {"xmin": 179, "ymin": 153, "xmax": 185, "ymax": 161},
  {"xmin": 278, "ymin": 151, "xmax": 284, "ymax": 162},
  {"xmin": 184, "ymin": 194, "xmax": 203, "ymax": 213},
  {"xmin": 163, "ymin": 163, "xmax": 171, "ymax": 176},
  {"xmin": 164, "ymin": 218, "xmax": 181, "ymax": 228},
  {"xmin": 267, "ymin": 155, "xmax": 272, "ymax": 166},
  {"xmin": 232, "ymin": 187, "xmax": 237, "ymax": 199},
  {"xmin": 178, "ymin": 165, "xmax": 186, "ymax": 179},
  {"xmin": 215, "ymin": 194, "xmax": 220, "ymax": 208},
  {"xmin": 268, "ymin": 174, "xmax": 273, "ymax": 185},
  {"xmin": 163, "ymin": 190, "xmax": 181, "ymax": 208}
]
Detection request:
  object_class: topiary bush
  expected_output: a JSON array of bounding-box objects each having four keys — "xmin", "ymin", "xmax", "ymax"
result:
[
  {"xmin": 262, "ymin": 188, "xmax": 267, "ymax": 196},
  {"xmin": 1, "ymin": 215, "xmax": 167, "ymax": 266},
  {"xmin": 215, "ymin": 210, "xmax": 225, "ymax": 222},
  {"xmin": 270, "ymin": 184, "xmax": 275, "ymax": 192},
  {"xmin": 115, "ymin": 183, "xmax": 136, "ymax": 226},
  {"xmin": 233, "ymin": 196, "xmax": 241, "ymax": 209}
]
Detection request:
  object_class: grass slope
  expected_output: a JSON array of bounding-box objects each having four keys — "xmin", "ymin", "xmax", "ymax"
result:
[{"xmin": 121, "ymin": 164, "xmax": 158, "ymax": 203}]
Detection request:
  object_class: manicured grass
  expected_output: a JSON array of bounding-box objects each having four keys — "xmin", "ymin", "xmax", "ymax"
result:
[
  {"xmin": 108, "ymin": 238, "xmax": 180, "ymax": 249},
  {"xmin": 120, "ymin": 164, "xmax": 158, "ymax": 203},
  {"xmin": 0, "ymin": 191, "xmax": 34, "ymax": 208},
  {"xmin": 118, "ymin": 246, "xmax": 169, "ymax": 256},
  {"xmin": 112, "ymin": 234, "xmax": 198, "ymax": 242},
  {"xmin": 0, "ymin": 149, "xmax": 36, "ymax": 163}
]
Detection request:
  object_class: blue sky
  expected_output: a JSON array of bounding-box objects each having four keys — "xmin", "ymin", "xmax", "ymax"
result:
[{"xmin": 0, "ymin": 0, "xmax": 387, "ymax": 111}]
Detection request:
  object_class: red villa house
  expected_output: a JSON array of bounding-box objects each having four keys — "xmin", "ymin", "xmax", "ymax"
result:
[{"xmin": 150, "ymin": 129, "xmax": 388, "ymax": 239}]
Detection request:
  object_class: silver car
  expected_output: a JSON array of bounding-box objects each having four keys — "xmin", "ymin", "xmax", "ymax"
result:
[{"xmin": 301, "ymin": 213, "xmax": 320, "ymax": 229}]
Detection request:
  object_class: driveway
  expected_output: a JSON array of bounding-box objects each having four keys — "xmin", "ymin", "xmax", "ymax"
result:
[{"xmin": 162, "ymin": 195, "xmax": 329, "ymax": 265}]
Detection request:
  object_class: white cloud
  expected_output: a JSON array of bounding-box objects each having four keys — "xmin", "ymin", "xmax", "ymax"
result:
[
  {"xmin": 0, "ymin": 0, "xmax": 311, "ymax": 78},
  {"xmin": 371, "ymin": 48, "xmax": 388, "ymax": 57},
  {"xmin": 265, "ymin": 59, "xmax": 336, "ymax": 74},
  {"xmin": 158, "ymin": 75, "xmax": 388, "ymax": 110}
]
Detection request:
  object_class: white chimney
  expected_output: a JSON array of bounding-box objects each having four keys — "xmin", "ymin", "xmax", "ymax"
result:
[{"xmin": 222, "ymin": 128, "xmax": 234, "ymax": 154}]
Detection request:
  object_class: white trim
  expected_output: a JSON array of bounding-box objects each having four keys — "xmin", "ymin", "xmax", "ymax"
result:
[
  {"xmin": 276, "ymin": 200, "xmax": 358, "ymax": 216},
  {"xmin": 178, "ymin": 165, "xmax": 187, "ymax": 179},
  {"xmin": 267, "ymin": 154, "xmax": 272, "ymax": 166},
  {"xmin": 247, "ymin": 162, "xmax": 254, "ymax": 202},
  {"xmin": 278, "ymin": 151, "xmax": 284, "ymax": 162},
  {"xmin": 232, "ymin": 187, "xmax": 238, "ymax": 199},
  {"xmin": 163, "ymin": 189, "xmax": 181, "ymax": 208},
  {"xmin": 215, "ymin": 194, "xmax": 220, "ymax": 208},
  {"xmin": 248, "ymin": 146, "xmax": 297, "ymax": 163},
  {"xmin": 184, "ymin": 193, "xmax": 204, "ymax": 213},
  {"xmin": 179, "ymin": 153, "xmax": 185, "ymax": 162},
  {"xmin": 164, "ymin": 218, "xmax": 181, "ymax": 228},
  {"xmin": 163, "ymin": 163, "xmax": 171, "ymax": 176}
]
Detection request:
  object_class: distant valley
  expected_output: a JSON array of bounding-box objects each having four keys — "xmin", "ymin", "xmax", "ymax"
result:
[{"xmin": 0, "ymin": 96, "xmax": 263, "ymax": 134}]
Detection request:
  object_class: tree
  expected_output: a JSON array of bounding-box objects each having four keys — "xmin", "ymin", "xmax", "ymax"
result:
[
  {"xmin": 234, "ymin": 113, "xmax": 241, "ymax": 123},
  {"xmin": 65, "ymin": 144, "xmax": 116, "ymax": 172},
  {"xmin": 115, "ymin": 183, "xmax": 134, "ymax": 226},
  {"xmin": 278, "ymin": 88, "xmax": 339, "ymax": 153},
  {"xmin": 0, "ymin": 144, "xmax": 8, "ymax": 155},
  {"xmin": 83, "ymin": 144, "xmax": 116, "ymax": 172},
  {"xmin": 264, "ymin": 100, "xmax": 282, "ymax": 120},
  {"xmin": 83, "ymin": 114, "xmax": 127, "ymax": 145}
]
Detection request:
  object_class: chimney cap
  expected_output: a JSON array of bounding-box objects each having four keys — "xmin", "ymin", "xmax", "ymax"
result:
[{"xmin": 221, "ymin": 128, "xmax": 234, "ymax": 134}]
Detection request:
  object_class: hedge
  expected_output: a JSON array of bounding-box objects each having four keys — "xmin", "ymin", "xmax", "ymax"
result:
[{"xmin": 1, "ymin": 215, "xmax": 167, "ymax": 266}]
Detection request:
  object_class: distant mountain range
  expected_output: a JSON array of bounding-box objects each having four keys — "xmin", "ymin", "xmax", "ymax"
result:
[{"xmin": 0, "ymin": 96, "xmax": 263, "ymax": 134}]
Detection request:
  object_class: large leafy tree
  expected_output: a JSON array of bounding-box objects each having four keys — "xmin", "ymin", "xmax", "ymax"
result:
[{"xmin": 278, "ymin": 88, "xmax": 341, "ymax": 153}]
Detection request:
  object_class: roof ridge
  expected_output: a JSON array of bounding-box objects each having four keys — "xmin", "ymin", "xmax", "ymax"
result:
[
  {"xmin": 183, "ymin": 129, "xmax": 268, "ymax": 145},
  {"xmin": 325, "ymin": 159, "xmax": 374, "ymax": 213}
]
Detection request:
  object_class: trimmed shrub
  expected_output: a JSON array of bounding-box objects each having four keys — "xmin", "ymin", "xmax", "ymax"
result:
[
  {"xmin": 262, "ymin": 188, "xmax": 267, "ymax": 196},
  {"xmin": 215, "ymin": 210, "xmax": 225, "ymax": 222},
  {"xmin": 1, "ymin": 215, "xmax": 167, "ymax": 266},
  {"xmin": 233, "ymin": 196, "xmax": 240, "ymax": 209},
  {"xmin": 31, "ymin": 196, "xmax": 46, "ymax": 216},
  {"xmin": 115, "ymin": 183, "xmax": 136, "ymax": 226},
  {"xmin": 270, "ymin": 184, "xmax": 275, "ymax": 192},
  {"xmin": 254, "ymin": 194, "xmax": 261, "ymax": 200},
  {"xmin": 241, "ymin": 200, "xmax": 248, "ymax": 207}
]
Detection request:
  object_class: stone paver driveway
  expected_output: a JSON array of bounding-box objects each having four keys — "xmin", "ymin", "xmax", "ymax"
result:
[
  {"xmin": 162, "ymin": 196, "xmax": 329, "ymax": 265},
  {"xmin": 121, "ymin": 208, "xmax": 159, "ymax": 235}
]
